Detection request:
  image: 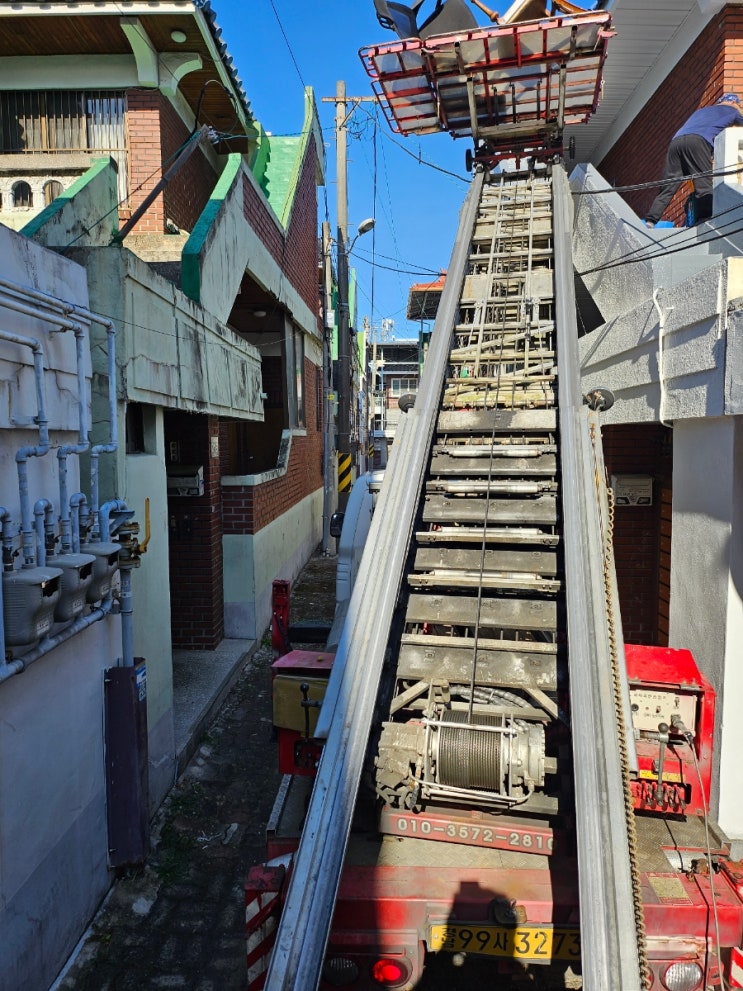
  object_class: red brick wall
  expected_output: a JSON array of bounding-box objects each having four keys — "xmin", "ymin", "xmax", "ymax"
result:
[
  {"xmin": 165, "ymin": 411, "xmax": 224, "ymax": 649},
  {"xmin": 601, "ymin": 423, "xmax": 670, "ymax": 645},
  {"xmin": 222, "ymin": 355, "xmax": 323, "ymax": 535},
  {"xmin": 124, "ymin": 89, "xmax": 217, "ymax": 234},
  {"xmin": 598, "ymin": 11, "xmax": 739, "ymax": 225},
  {"xmin": 125, "ymin": 90, "xmax": 163, "ymax": 233},
  {"xmin": 243, "ymin": 136, "xmax": 321, "ymax": 319},
  {"xmin": 160, "ymin": 98, "xmax": 218, "ymax": 231}
]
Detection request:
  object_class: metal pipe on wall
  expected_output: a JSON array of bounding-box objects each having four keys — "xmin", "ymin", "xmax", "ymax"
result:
[
  {"xmin": 33, "ymin": 499, "xmax": 55, "ymax": 568},
  {"xmin": 70, "ymin": 492, "xmax": 90, "ymax": 553},
  {"xmin": 0, "ymin": 594, "xmax": 115, "ymax": 684},
  {"xmin": 0, "ymin": 508, "xmax": 12, "ymax": 668},
  {"xmin": 89, "ymin": 321, "xmax": 118, "ymax": 535},
  {"xmin": 57, "ymin": 325, "xmax": 91, "ymax": 553},
  {"xmin": 0, "ymin": 277, "xmax": 119, "ymax": 536},
  {"xmin": 0, "ymin": 327, "xmax": 52, "ymax": 569},
  {"xmin": 0, "ymin": 281, "xmax": 125, "ymax": 684}
]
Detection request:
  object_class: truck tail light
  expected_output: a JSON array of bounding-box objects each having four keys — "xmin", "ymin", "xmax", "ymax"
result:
[
  {"xmin": 370, "ymin": 956, "xmax": 412, "ymax": 988},
  {"xmin": 660, "ymin": 961, "xmax": 703, "ymax": 991}
]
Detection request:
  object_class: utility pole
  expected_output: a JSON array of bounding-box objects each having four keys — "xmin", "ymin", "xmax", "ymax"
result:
[
  {"xmin": 321, "ymin": 221, "xmax": 336, "ymax": 555},
  {"xmin": 322, "ymin": 83, "xmax": 376, "ymax": 509},
  {"xmin": 335, "ymin": 80, "xmax": 351, "ymax": 507}
]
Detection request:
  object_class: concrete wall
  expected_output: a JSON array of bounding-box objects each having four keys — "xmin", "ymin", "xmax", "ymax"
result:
[
  {"xmin": 578, "ymin": 252, "xmax": 743, "ymax": 427},
  {"xmin": 223, "ymin": 486, "xmax": 323, "ymax": 639},
  {"xmin": 20, "ymin": 157, "xmax": 120, "ymax": 248},
  {"xmin": 77, "ymin": 245, "xmax": 264, "ymax": 419},
  {"xmin": 572, "ymin": 160, "xmax": 743, "ymax": 840},
  {"xmin": 0, "ymin": 224, "xmax": 123, "ymax": 991},
  {"xmin": 73, "ymin": 245, "xmax": 264, "ymax": 799},
  {"xmin": 1, "ymin": 621, "xmax": 121, "ymax": 991}
]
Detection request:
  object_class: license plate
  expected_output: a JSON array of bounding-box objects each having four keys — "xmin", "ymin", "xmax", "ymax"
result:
[{"xmin": 429, "ymin": 923, "xmax": 581, "ymax": 962}]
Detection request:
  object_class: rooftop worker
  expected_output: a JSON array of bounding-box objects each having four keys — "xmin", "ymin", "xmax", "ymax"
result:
[{"xmin": 644, "ymin": 93, "xmax": 743, "ymax": 227}]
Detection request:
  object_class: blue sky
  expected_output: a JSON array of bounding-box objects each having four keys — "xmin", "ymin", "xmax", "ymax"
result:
[{"xmin": 213, "ymin": 0, "xmax": 509, "ymax": 339}]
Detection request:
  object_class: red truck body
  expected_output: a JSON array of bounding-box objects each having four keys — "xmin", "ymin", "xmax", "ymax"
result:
[{"xmin": 247, "ymin": 641, "xmax": 743, "ymax": 990}]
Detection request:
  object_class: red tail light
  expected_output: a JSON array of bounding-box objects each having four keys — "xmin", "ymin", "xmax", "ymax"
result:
[{"xmin": 370, "ymin": 956, "xmax": 412, "ymax": 988}]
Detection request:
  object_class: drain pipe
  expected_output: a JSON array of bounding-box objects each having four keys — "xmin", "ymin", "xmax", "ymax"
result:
[
  {"xmin": 0, "ymin": 508, "xmax": 13, "ymax": 668},
  {"xmin": 653, "ymin": 288, "xmax": 674, "ymax": 428},
  {"xmin": 33, "ymin": 499, "xmax": 56, "ymax": 568}
]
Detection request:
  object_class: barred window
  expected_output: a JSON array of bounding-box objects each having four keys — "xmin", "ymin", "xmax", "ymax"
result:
[
  {"xmin": 0, "ymin": 91, "xmax": 128, "ymax": 202},
  {"xmin": 12, "ymin": 180, "xmax": 32, "ymax": 208},
  {"xmin": 44, "ymin": 180, "xmax": 63, "ymax": 205}
]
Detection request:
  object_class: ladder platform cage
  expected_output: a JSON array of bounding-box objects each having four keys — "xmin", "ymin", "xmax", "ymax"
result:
[{"xmin": 359, "ymin": 10, "xmax": 613, "ymax": 163}]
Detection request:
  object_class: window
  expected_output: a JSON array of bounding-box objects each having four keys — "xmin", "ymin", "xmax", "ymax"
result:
[
  {"xmin": 12, "ymin": 181, "xmax": 32, "ymax": 208},
  {"xmin": 44, "ymin": 180, "xmax": 63, "ymax": 206},
  {"xmin": 0, "ymin": 91, "xmax": 128, "ymax": 203},
  {"xmin": 125, "ymin": 403, "xmax": 157, "ymax": 454},
  {"xmin": 389, "ymin": 377, "xmax": 417, "ymax": 396},
  {"xmin": 284, "ymin": 321, "xmax": 305, "ymax": 429}
]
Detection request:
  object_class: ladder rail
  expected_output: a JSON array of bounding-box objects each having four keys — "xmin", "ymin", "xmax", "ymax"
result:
[
  {"xmin": 553, "ymin": 165, "xmax": 644, "ymax": 990},
  {"xmin": 264, "ymin": 173, "xmax": 486, "ymax": 991}
]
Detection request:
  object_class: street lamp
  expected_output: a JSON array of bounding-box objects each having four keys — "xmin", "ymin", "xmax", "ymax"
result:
[
  {"xmin": 352, "ymin": 217, "xmax": 376, "ymax": 244},
  {"xmin": 337, "ymin": 217, "xmax": 375, "ymax": 509}
]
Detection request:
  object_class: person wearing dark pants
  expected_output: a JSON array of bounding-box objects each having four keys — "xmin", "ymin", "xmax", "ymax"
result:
[{"xmin": 644, "ymin": 93, "xmax": 743, "ymax": 227}]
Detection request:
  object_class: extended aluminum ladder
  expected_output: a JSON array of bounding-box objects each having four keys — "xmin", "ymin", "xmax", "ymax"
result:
[{"xmin": 264, "ymin": 165, "xmax": 643, "ymax": 990}]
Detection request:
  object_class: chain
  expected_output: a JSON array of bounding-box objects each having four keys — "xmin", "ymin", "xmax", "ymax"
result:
[{"xmin": 589, "ymin": 423, "xmax": 650, "ymax": 990}]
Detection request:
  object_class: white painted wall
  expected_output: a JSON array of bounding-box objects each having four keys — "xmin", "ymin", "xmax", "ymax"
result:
[
  {"xmin": 0, "ymin": 224, "xmax": 123, "ymax": 991},
  {"xmin": 223, "ymin": 486, "xmax": 324, "ymax": 639},
  {"xmin": 1, "ymin": 620, "xmax": 121, "ymax": 991},
  {"xmin": 125, "ymin": 407, "xmax": 176, "ymax": 810},
  {"xmin": 669, "ymin": 418, "xmax": 743, "ymax": 842}
]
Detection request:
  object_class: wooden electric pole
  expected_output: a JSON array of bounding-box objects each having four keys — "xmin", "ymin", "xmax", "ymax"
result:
[{"xmin": 322, "ymin": 83, "xmax": 376, "ymax": 508}]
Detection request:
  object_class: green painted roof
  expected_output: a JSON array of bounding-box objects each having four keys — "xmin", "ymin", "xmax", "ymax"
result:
[{"xmin": 251, "ymin": 88, "xmax": 324, "ymax": 229}]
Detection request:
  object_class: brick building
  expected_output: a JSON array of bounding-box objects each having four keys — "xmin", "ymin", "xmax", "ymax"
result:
[
  {"xmin": 568, "ymin": 0, "xmax": 743, "ymax": 851},
  {"xmin": 0, "ymin": 4, "xmax": 327, "ymax": 989}
]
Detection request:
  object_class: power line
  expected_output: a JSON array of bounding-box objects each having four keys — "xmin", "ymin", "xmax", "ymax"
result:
[
  {"xmin": 358, "ymin": 103, "xmax": 469, "ymax": 184},
  {"xmin": 573, "ymin": 162, "xmax": 743, "ymax": 196},
  {"xmin": 577, "ymin": 198, "xmax": 743, "ymax": 276},
  {"xmin": 266, "ymin": 0, "xmax": 307, "ymax": 90},
  {"xmin": 352, "ymin": 247, "xmax": 441, "ymax": 277}
]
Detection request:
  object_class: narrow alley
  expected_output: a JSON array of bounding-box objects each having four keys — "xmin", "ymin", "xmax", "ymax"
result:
[{"xmin": 53, "ymin": 554, "xmax": 337, "ymax": 991}]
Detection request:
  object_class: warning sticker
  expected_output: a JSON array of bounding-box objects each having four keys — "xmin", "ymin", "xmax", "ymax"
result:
[{"xmin": 646, "ymin": 873, "xmax": 693, "ymax": 904}]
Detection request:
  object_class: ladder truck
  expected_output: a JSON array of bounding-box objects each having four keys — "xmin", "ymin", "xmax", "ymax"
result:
[{"xmin": 246, "ymin": 9, "xmax": 743, "ymax": 991}]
